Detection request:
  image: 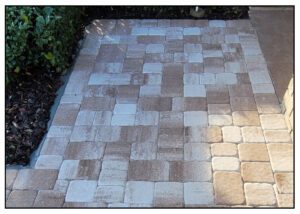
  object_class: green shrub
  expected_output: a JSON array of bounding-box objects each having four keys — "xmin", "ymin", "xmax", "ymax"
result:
[{"xmin": 5, "ymin": 6, "xmax": 84, "ymax": 85}]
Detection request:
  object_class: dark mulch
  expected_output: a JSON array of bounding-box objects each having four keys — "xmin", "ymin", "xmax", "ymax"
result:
[
  {"xmin": 84, "ymin": 6, "xmax": 249, "ymax": 23},
  {"xmin": 5, "ymin": 72, "xmax": 62, "ymax": 165}
]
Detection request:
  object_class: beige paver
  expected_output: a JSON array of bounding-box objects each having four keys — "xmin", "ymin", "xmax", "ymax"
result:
[
  {"xmin": 238, "ymin": 143, "xmax": 269, "ymax": 162},
  {"xmin": 211, "ymin": 143, "xmax": 237, "ymax": 156},
  {"xmin": 244, "ymin": 183, "xmax": 276, "ymax": 206},
  {"xmin": 274, "ymin": 173, "xmax": 293, "ymax": 194},
  {"xmin": 222, "ymin": 126, "xmax": 242, "ymax": 143},
  {"xmin": 260, "ymin": 114, "xmax": 287, "ymax": 130},
  {"xmin": 241, "ymin": 126, "xmax": 265, "ymax": 143},
  {"xmin": 212, "ymin": 157, "xmax": 240, "ymax": 171},
  {"xmin": 264, "ymin": 130, "xmax": 292, "ymax": 143},
  {"xmin": 232, "ymin": 111, "xmax": 260, "ymax": 126},
  {"xmin": 213, "ymin": 171, "xmax": 245, "ymax": 205},
  {"xmin": 241, "ymin": 162, "xmax": 274, "ymax": 183},
  {"xmin": 267, "ymin": 143, "xmax": 293, "ymax": 172}
]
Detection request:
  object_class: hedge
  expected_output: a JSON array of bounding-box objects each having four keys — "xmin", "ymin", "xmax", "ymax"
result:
[{"xmin": 5, "ymin": 6, "xmax": 84, "ymax": 85}]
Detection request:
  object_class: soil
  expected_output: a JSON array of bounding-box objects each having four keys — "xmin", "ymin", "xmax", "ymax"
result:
[{"xmin": 5, "ymin": 72, "xmax": 62, "ymax": 165}]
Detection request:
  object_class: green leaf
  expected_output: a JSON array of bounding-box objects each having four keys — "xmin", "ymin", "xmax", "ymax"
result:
[
  {"xmin": 44, "ymin": 52, "xmax": 53, "ymax": 60},
  {"xmin": 14, "ymin": 66, "xmax": 20, "ymax": 73}
]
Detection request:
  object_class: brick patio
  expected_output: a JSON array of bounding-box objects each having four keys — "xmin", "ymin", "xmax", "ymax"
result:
[{"xmin": 6, "ymin": 19, "xmax": 293, "ymax": 208}]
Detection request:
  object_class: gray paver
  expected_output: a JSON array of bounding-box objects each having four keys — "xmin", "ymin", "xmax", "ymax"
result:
[{"xmin": 65, "ymin": 180, "xmax": 97, "ymax": 202}]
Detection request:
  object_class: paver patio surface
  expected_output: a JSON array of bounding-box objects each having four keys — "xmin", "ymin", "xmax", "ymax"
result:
[{"xmin": 6, "ymin": 19, "xmax": 293, "ymax": 208}]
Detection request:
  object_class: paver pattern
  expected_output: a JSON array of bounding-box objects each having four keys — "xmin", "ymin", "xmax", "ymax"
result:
[{"xmin": 6, "ymin": 19, "xmax": 293, "ymax": 207}]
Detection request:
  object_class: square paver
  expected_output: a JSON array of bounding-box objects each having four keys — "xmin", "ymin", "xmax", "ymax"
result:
[
  {"xmin": 260, "ymin": 114, "xmax": 287, "ymax": 130},
  {"xmin": 232, "ymin": 111, "xmax": 260, "ymax": 126},
  {"xmin": 94, "ymin": 186, "xmax": 124, "ymax": 203},
  {"xmin": 130, "ymin": 142, "xmax": 157, "ymax": 160},
  {"xmin": 70, "ymin": 126, "xmax": 97, "ymax": 142},
  {"xmin": 241, "ymin": 162, "xmax": 274, "ymax": 183},
  {"xmin": 154, "ymin": 182, "xmax": 184, "ymax": 207},
  {"xmin": 274, "ymin": 173, "xmax": 293, "ymax": 194},
  {"xmin": 244, "ymin": 183, "xmax": 276, "ymax": 206},
  {"xmin": 209, "ymin": 115, "xmax": 232, "ymax": 126},
  {"xmin": 124, "ymin": 181, "xmax": 154, "ymax": 204},
  {"xmin": 238, "ymin": 143, "xmax": 269, "ymax": 162},
  {"xmin": 184, "ymin": 111, "xmax": 208, "ymax": 126},
  {"xmin": 184, "ymin": 143, "xmax": 211, "ymax": 161},
  {"xmin": 241, "ymin": 126, "xmax": 265, "ymax": 143},
  {"xmin": 184, "ymin": 182, "xmax": 214, "ymax": 206},
  {"xmin": 66, "ymin": 180, "xmax": 97, "ymax": 202},
  {"xmin": 6, "ymin": 190, "xmax": 37, "ymax": 207},
  {"xmin": 267, "ymin": 143, "xmax": 293, "ymax": 172}
]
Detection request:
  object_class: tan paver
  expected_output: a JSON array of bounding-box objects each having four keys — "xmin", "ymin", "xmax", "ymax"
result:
[
  {"xmin": 232, "ymin": 111, "xmax": 260, "ymax": 126},
  {"xmin": 260, "ymin": 114, "xmax": 287, "ymax": 130},
  {"xmin": 211, "ymin": 143, "xmax": 237, "ymax": 156},
  {"xmin": 264, "ymin": 130, "xmax": 292, "ymax": 143},
  {"xmin": 222, "ymin": 126, "xmax": 242, "ymax": 143},
  {"xmin": 244, "ymin": 183, "xmax": 276, "ymax": 206},
  {"xmin": 267, "ymin": 143, "xmax": 293, "ymax": 172},
  {"xmin": 154, "ymin": 182, "xmax": 184, "ymax": 207},
  {"xmin": 274, "ymin": 173, "xmax": 293, "ymax": 194},
  {"xmin": 212, "ymin": 157, "xmax": 240, "ymax": 171},
  {"xmin": 213, "ymin": 171, "xmax": 245, "ymax": 205},
  {"xmin": 241, "ymin": 162, "xmax": 274, "ymax": 183},
  {"xmin": 238, "ymin": 143, "xmax": 269, "ymax": 162},
  {"xmin": 33, "ymin": 190, "xmax": 65, "ymax": 207},
  {"xmin": 6, "ymin": 190, "xmax": 37, "ymax": 207},
  {"xmin": 241, "ymin": 126, "xmax": 265, "ymax": 143}
]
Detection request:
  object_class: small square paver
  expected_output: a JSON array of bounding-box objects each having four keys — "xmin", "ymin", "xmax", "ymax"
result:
[
  {"xmin": 184, "ymin": 182, "xmax": 214, "ymax": 206},
  {"xmin": 53, "ymin": 180, "xmax": 69, "ymax": 193},
  {"xmin": 184, "ymin": 85, "xmax": 206, "ymax": 97},
  {"xmin": 199, "ymin": 73, "xmax": 216, "ymax": 85},
  {"xmin": 209, "ymin": 115, "xmax": 232, "ymax": 126},
  {"xmin": 140, "ymin": 85, "xmax": 161, "ymax": 97},
  {"xmin": 95, "ymin": 126, "xmax": 121, "ymax": 142},
  {"xmin": 244, "ymin": 183, "xmax": 276, "ymax": 206},
  {"xmin": 229, "ymin": 84, "xmax": 253, "ymax": 97},
  {"xmin": 124, "ymin": 181, "xmax": 154, "ymax": 204},
  {"xmin": 241, "ymin": 126, "xmax": 265, "ymax": 143},
  {"xmin": 212, "ymin": 157, "xmax": 240, "ymax": 171},
  {"xmin": 267, "ymin": 143, "xmax": 293, "ymax": 172},
  {"xmin": 276, "ymin": 194, "xmax": 293, "ymax": 207},
  {"xmin": 213, "ymin": 171, "xmax": 245, "ymax": 205},
  {"xmin": 222, "ymin": 126, "xmax": 242, "ymax": 143},
  {"xmin": 184, "ymin": 143, "xmax": 211, "ymax": 161},
  {"xmin": 206, "ymin": 85, "xmax": 229, "ymax": 104},
  {"xmin": 211, "ymin": 143, "xmax": 237, "ymax": 156},
  {"xmin": 158, "ymin": 128, "xmax": 184, "ymax": 149},
  {"xmin": 33, "ymin": 190, "xmax": 65, "ymax": 207},
  {"xmin": 154, "ymin": 182, "xmax": 184, "ymax": 207},
  {"xmin": 184, "ymin": 73, "xmax": 199, "ymax": 85},
  {"xmin": 238, "ymin": 143, "xmax": 269, "ymax": 162},
  {"xmin": 232, "ymin": 111, "xmax": 260, "ymax": 126},
  {"xmin": 241, "ymin": 162, "xmax": 274, "ymax": 183},
  {"xmin": 184, "ymin": 97, "xmax": 207, "ymax": 111},
  {"xmin": 52, "ymin": 104, "xmax": 80, "ymax": 126},
  {"xmin": 66, "ymin": 180, "xmax": 97, "ymax": 202},
  {"xmin": 103, "ymin": 142, "xmax": 131, "ymax": 161},
  {"xmin": 184, "ymin": 111, "xmax": 208, "ymax": 126},
  {"xmin": 260, "ymin": 114, "xmax": 287, "ymax": 130},
  {"xmin": 144, "ymin": 74, "xmax": 162, "ymax": 85}
]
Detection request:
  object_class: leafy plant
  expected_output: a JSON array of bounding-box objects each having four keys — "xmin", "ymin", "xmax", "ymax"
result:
[{"xmin": 5, "ymin": 6, "xmax": 84, "ymax": 86}]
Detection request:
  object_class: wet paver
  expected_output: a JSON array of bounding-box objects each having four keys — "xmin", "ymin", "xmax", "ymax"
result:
[{"xmin": 6, "ymin": 19, "xmax": 293, "ymax": 208}]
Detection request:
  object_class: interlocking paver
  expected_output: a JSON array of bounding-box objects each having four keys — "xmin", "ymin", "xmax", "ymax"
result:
[
  {"xmin": 184, "ymin": 182, "xmax": 214, "ymax": 206},
  {"xmin": 213, "ymin": 171, "xmax": 245, "ymax": 205},
  {"xmin": 8, "ymin": 19, "xmax": 291, "ymax": 207},
  {"xmin": 267, "ymin": 143, "xmax": 293, "ymax": 172},
  {"xmin": 212, "ymin": 157, "xmax": 240, "ymax": 171},
  {"xmin": 66, "ymin": 180, "xmax": 97, "ymax": 202},
  {"xmin": 6, "ymin": 169, "xmax": 18, "ymax": 189},
  {"xmin": 244, "ymin": 183, "xmax": 276, "ymax": 206},
  {"xmin": 124, "ymin": 181, "xmax": 154, "ymax": 204},
  {"xmin": 154, "ymin": 182, "xmax": 184, "ymax": 207},
  {"xmin": 33, "ymin": 190, "xmax": 65, "ymax": 207},
  {"xmin": 241, "ymin": 162, "xmax": 274, "ymax": 183}
]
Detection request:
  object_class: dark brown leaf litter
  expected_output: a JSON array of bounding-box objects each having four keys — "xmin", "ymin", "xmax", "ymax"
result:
[{"xmin": 5, "ymin": 72, "xmax": 62, "ymax": 165}]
